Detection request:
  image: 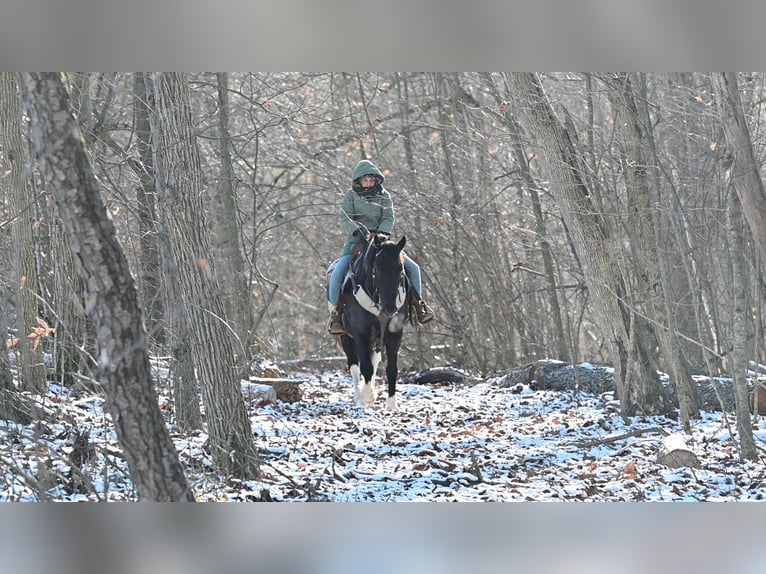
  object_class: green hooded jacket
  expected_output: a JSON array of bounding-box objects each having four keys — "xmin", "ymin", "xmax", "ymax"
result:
[{"xmin": 339, "ymin": 160, "xmax": 395, "ymax": 256}]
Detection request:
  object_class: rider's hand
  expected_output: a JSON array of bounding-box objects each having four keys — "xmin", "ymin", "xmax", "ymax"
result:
[{"xmin": 375, "ymin": 232, "xmax": 390, "ymax": 243}]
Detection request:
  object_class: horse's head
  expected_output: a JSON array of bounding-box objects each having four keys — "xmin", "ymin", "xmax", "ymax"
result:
[{"xmin": 371, "ymin": 236, "xmax": 407, "ymax": 317}]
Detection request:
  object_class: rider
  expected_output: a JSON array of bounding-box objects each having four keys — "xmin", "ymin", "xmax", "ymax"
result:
[{"xmin": 327, "ymin": 159, "xmax": 435, "ymax": 334}]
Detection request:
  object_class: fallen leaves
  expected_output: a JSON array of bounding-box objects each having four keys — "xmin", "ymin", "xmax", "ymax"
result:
[{"xmin": 4, "ymin": 362, "xmax": 766, "ymax": 502}]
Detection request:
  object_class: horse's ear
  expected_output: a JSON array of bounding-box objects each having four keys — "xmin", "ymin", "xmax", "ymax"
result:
[{"xmin": 397, "ymin": 236, "xmax": 406, "ymax": 250}]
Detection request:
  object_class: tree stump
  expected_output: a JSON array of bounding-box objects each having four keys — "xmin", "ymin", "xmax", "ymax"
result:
[
  {"xmin": 269, "ymin": 381, "xmax": 304, "ymax": 403},
  {"xmin": 247, "ymin": 377, "xmax": 306, "ymax": 403},
  {"xmin": 656, "ymin": 434, "xmax": 700, "ymax": 469}
]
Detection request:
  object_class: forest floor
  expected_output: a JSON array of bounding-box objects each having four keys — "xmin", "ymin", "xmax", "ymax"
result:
[{"xmin": 2, "ymin": 359, "xmax": 766, "ymax": 502}]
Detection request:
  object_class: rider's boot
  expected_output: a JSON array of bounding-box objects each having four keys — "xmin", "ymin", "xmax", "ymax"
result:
[
  {"xmin": 327, "ymin": 301, "xmax": 345, "ymax": 335},
  {"xmin": 414, "ymin": 295, "xmax": 435, "ymax": 324}
]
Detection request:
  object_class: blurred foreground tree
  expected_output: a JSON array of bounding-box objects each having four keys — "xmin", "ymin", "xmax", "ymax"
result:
[{"xmin": 18, "ymin": 72, "xmax": 194, "ymax": 501}]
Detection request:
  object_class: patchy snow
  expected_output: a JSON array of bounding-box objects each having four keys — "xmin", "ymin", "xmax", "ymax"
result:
[{"xmin": 2, "ymin": 362, "xmax": 765, "ymax": 502}]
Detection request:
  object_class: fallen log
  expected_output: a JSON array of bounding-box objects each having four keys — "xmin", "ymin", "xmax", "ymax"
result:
[
  {"xmin": 399, "ymin": 366, "xmax": 483, "ymax": 386},
  {"xmin": 570, "ymin": 426, "xmax": 669, "ymax": 448},
  {"xmin": 497, "ymin": 360, "xmax": 615, "ymax": 394},
  {"xmin": 495, "ymin": 359, "xmax": 757, "ymax": 413},
  {"xmin": 277, "ymin": 356, "xmax": 347, "ymax": 371}
]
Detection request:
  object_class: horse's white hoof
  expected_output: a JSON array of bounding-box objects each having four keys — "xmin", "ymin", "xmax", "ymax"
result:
[
  {"xmin": 361, "ymin": 383, "xmax": 376, "ymax": 406},
  {"xmin": 385, "ymin": 396, "xmax": 397, "ymax": 412}
]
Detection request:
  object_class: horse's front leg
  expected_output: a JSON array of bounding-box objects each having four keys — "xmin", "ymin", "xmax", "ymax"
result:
[
  {"xmin": 340, "ymin": 334, "xmax": 364, "ymax": 406},
  {"xmin": 354, "ymin": 339, "xmax": 378, "ymax": 407},
  {"xmin": 383, "ymin": 332, "xmax": 403, "ymax": 411}
]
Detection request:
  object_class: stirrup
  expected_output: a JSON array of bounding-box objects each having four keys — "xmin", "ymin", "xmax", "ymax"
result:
[{"xmin": 415, "ymin": 300, "xmax": 435, "ymax": 324}]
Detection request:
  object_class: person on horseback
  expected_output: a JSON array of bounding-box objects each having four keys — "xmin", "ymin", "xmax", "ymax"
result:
[{"xmin": 327, "ymin": 159, "xmax": 435, "ymax": 334}]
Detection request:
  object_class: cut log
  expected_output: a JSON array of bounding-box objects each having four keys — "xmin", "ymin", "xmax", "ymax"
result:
[
  {"xmin": 240, "ymin": 381, "xmax": 278, "ymax": 406},
  {"xmin": 497, "ymin": 360, "xmax": 615, "ymax": 394},
  {"xmin": 268, "ymin": 381, "xmax": 304, "ymax": 403},
  {"xmin": 656, "ymin": 434, "xmax": 700, "ymax": 469}
]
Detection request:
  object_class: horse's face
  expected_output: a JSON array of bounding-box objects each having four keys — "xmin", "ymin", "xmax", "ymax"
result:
[{"xmin": 373, "ymin": 237, "xmax": 407, "ymax": 317}]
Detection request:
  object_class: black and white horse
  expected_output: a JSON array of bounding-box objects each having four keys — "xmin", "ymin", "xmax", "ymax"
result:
[{"xmin": 338, "ymin": 235, "xmax": 411, "ymax": 411}]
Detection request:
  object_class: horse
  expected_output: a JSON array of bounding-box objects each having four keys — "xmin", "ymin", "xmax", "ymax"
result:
[{"xmin": 338, "ymin": 235, "xmax": 411, "ymax": 411}]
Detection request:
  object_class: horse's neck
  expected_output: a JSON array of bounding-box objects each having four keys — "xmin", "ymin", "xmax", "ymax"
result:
[{"xmin": 360, "ymin": 246, "xmax": 377, "ymax": 279}]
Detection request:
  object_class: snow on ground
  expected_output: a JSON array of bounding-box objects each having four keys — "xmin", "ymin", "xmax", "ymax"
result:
[{"xmin": 2, "ymin": 363, "xmax": 765, "ymax": 501}]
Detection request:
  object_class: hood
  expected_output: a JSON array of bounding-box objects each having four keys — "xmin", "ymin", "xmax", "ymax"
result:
[{"xmin": 351, "ymin": 159, "xmax": 385, "ymax": 183}]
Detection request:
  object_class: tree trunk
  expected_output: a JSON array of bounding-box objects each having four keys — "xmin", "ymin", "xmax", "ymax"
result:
[
  {"xmin": 208, "ymin": 72, "xmax": 250, "ymax": 358},
  {"xmin": 603, "ymin": 73, "xmax": 700, "ymax": 428},
  {"xmin": 145, "ymin": 72, "xmax": 258, "ymax": 478},
  {"xmin": 397, "ymin": 72, "xmax": 430, "ymax": 369},
  {"xmin": 435, "ymin": 74, "xmax": 469, "ymax": 365},
  {"xmin": 727, "ymin": 189, "xmax": 758, "ymax": 459},
  {"xmin": 136, "ymin": 73, "xmax": 201, "ymax": 430},
  {"xmin": 712, "ymin": 72, "xmax": 766, "ymax": 262},
  {"xmin": 18, "ymin": 72, "xmax": 194, "ymax": 501},
  {"xmin": 0, "ymin": 215, "xmax": 29, "ymax": 422},
  {"xmin": 508, "ymin": 72, "xmax": 673, "ymax": 418},
  {"xmin": 165, "ymin": 260, "xmax": 203, "ymax": 432},
  {"xmin": 0, "ymin": 73, "xmax": 47, "ymax": 394},
  {"xmin": 133, "ymin": 73, "xmax": 166, "ymax": 351}
]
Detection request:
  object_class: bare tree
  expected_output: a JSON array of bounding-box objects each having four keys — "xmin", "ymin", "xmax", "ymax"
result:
[
  {"xmin": 208, "ymin": 72, "xmax": 250, "ymax": 355},
  {"xmin": 508, "ymin": 72, "xmax": 673, "ymax": 417},
  {"xmin": 132, "ymin": 72, "xmax": 166, "ymax": 351},
  {"xmin": 18, "ymin": 72, "xmax": 194, "ymax": 501},
  {"xmin": 712, "ymin": 72, "xmax": 766, "ymax": 262},
  {"xmin": 145, "ymin": 72, "xmax": 258, "ymax": 478},
  {"xmin": 602, "ymin": 73, "xmax": 700, "ymax": 428},
  {"xmin": 0, "ymin": 73, "xmax": 46, "ymax": 394},
  {"xmin": 727, "ymin": 190, "xmax": 758, "ymax": 459}
]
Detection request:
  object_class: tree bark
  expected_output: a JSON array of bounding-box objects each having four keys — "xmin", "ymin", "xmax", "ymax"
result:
[
  {"xmin": 208, "ymin": 72, "xmax": 250, "ymax": 357},
  {"xmin": 0, "ymin": 73, "xmax": 47, "ymax": 394},
  {"xmin": 656, "ymin": 434, "xmax": 701, "ymax": 469},
  {"xmin": 133, "ymin": 72, "xmax": 166, "ymax": 352},
  {"xmin": 145, "ymin": 72, "xmax": 258, "ymax": 478},
  {"xmin": 712, "ymin": 72, "xmax": 766, "ymax": 262},
  {"xmin": 18, "ymin": 72, "xmax": 194, "ymax": 501},
  {"xmin": 727, "ymin": 190, "xmax": 758, "ymax": 459}
]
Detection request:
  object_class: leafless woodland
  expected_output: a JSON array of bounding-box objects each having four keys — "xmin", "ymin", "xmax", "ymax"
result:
[{"xmin": 2, "ymin": 72, "xmax": 766, "ymax": 499}]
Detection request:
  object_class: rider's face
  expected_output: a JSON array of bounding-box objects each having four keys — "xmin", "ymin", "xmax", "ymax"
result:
[{"xmin": 359, "ymin": 175, "xmax": 377, "ymax": 188}]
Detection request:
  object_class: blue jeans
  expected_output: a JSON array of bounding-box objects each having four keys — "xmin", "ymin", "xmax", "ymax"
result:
[{"xmin": 328, "ymin": 253, "xmax": 422, "ymax": 305}]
